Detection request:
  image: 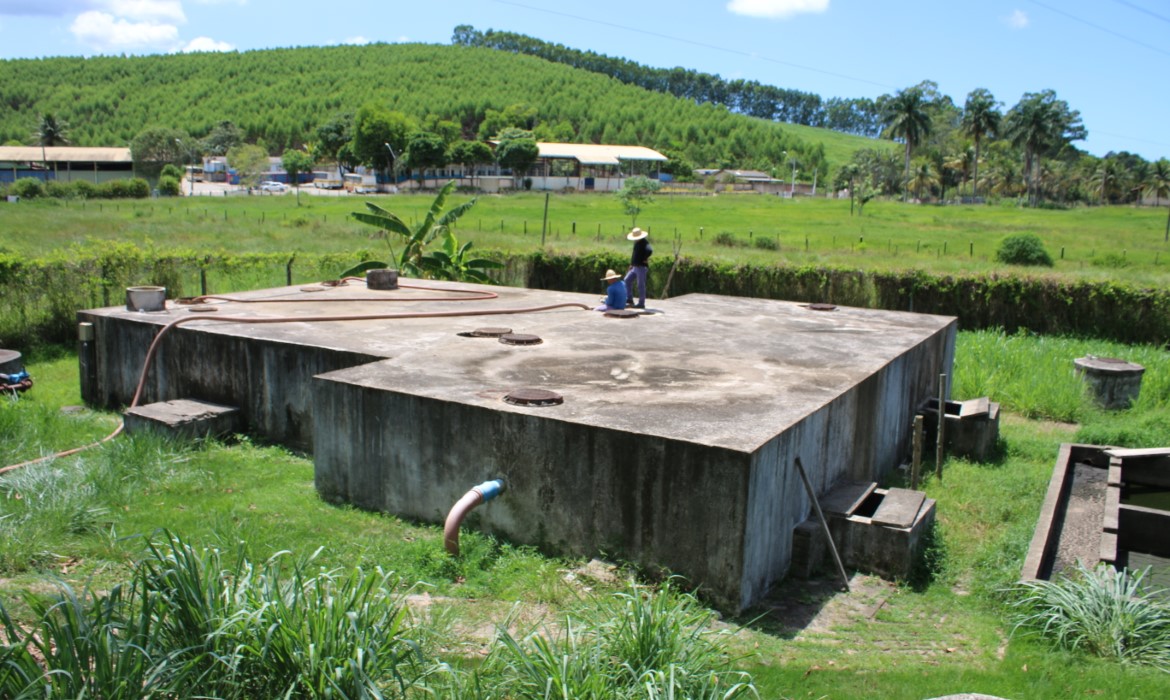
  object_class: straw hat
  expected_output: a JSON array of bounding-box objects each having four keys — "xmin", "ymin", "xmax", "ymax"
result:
[
  {"xmin": 601, "ymin": 269, "xmax": 622, "ymax": 281},
  {"xmin": 626, "ymin": 227, "xmax": 648, "ymax": 241}
]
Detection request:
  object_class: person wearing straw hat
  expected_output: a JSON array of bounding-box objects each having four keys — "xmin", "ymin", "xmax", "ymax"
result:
[
  {"xmin": 596, "ymin": 268, "xmax": 628, "ymax": 311},
  {"xmin": 623, "ymin": 227, "xmax": 652, "ymax": 309}
]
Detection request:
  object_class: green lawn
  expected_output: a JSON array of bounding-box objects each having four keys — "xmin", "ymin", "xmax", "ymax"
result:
[{"xmin": 3, "ymin": 193, "xmax": 1169, "ymax": 286}]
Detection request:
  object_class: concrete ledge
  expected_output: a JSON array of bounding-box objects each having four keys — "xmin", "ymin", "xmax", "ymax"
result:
[{"xmin": 123, "ymin": 399, "xmax": 240, "ymax": 440}]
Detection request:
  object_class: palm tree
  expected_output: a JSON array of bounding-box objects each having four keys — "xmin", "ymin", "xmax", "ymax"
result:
[
  {"xmin": 1004, "ymin": 91, "xmax": 1086, "ymax": 206},
  {"xmin": 908, "ymin": 160, "xmax": 939, "ymax": 202},
  {"xmin": 33, "ymin": 113, "xmax": 70, "ymax": 173},
  {"xmin": 1145, "ymin": 159, "xmax": 1170, "ymax": 207},
  {"xmin": 961, "ymin": 89, "xmax": 1000, "ymax": 200},
  {"xmin": 1146, "ymin": 159, "xmax": 1170, "ymax": 241},
  {"xmin": 880, "ymin": 87, "xmax": 932, "ymax": 202}
]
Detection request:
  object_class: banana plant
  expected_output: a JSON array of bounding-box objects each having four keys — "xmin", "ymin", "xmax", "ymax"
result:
[
  {"xmin": 342, "ymin": 180, "xmax": 483, "ymax": 279},
  {"xmin": 421, "ymin": 229, "xmax": 503, "ymax": 283}
]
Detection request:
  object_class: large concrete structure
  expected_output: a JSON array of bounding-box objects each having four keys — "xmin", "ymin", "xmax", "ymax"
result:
[{"xmin": 78, "ymin": 280, "xmax": 955, "ymax": 610}]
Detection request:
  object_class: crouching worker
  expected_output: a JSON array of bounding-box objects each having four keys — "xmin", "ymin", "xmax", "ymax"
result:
[{"xmin": 596, "ymin": 269, "xmax": 628, "ymax": 311}]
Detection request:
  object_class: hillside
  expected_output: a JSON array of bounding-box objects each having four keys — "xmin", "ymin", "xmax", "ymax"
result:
[{"xmin": 0, "ymin": 42, "xmax": 888, "ymax": 172}]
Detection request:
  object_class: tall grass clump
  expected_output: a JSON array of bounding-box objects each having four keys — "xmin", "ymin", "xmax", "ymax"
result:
[
  {"xmin": 954, "ymin": 329, "xmax": 1170, "ymax": 433},
  {"xmin": 456, "ymin": 581, "xmax": 759, "ymax": 699},
  {"xmin": 0, "ymin": 531, "xmax": 443, "ymax": 698},
  {"xmin": 1010, "ymin": 563, "xmax": 1170, "ymax": 671}
]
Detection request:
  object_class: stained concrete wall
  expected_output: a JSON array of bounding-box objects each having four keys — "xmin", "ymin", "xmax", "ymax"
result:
[
  {"xmin": 78, "ymin": 312, "xmax": 382, "ymax": 451},
  {"xmin": 312, "ymin": 377, "xmax": 753, "ymax": 606}
]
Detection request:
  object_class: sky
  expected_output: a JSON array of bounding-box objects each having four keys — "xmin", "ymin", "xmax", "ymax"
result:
[{"xmin": 0, "ymin": 0, "xmax": 1167, "ymax": 162}]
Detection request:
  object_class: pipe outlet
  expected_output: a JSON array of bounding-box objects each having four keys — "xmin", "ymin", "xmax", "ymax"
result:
[{"xmin": 443, "ymin": 479, "xmax": 506, "ymax": 557}]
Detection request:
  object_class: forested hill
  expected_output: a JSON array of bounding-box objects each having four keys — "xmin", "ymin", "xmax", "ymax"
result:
[
  {"xmin": 452, "ymin": 25, "xmax": 883, "ymax": 137},
  {"xmin": 0, "ymin": 42, "xmax": 884, "ymax": 171}
]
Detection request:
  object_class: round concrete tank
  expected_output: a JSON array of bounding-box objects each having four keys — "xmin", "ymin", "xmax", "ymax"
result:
[
  {"xmin": 125, "ymin": 286, "xmax": 166, "ymax": 312},
  {"xmin": 0, "ymin": 349, "xmax": 23, "ymax": 375},
  {"xmin": 1074, "ymin": 356, "xmax": 1144, "ymax": 410}
]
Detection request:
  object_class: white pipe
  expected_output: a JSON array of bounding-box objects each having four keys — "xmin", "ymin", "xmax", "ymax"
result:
[{"xmin": 443, "ymin": 479, "xmax": 505, "ymax": 556}]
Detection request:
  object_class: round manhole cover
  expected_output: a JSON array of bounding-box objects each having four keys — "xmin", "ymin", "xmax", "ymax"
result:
[
  {"xmin": 499, "ymin": 333, "xmax": 543, "ymax": 346},
  {"xmin": 808, "ymin": 303, "xmax": 837, "ymax": 311},
  {"xmin": 472, "ymin": 327, "xmax": 513, "ymax": 337},
  {"xmin": 188, "ymin": 305, "xmax": 219, "ymax": 313},
  {"xmin": 504, "ymin": 388, "xmax": 564, "ymax": 407},
  {"xmin": 300, "ymin": 285, "xmax": 325, "ymax": 292},
  {"xmin": 605, "ymin": 309, "xmax": 640, "ymax": 318}
]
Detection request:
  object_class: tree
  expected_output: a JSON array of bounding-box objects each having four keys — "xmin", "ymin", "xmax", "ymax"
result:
[
  {"xmin": 1004, "ymin": 90, "xmax": 1086, "ymax": 206},
  {"xmin": 405, "ymin": 131, "xmax": 448, "ymax": 188},
  {"xmin": 345, "ymin": 181, "xmax": 482, "ymax": 279},
  {"xmin": 961, "ymin": 88, "xmax": 1001, "ymax": 200},
  {"xmin": 907, "ymin": 160, "xmax": 939, "ymax": 202},
  {"xmin": 616, "ymin": 175, "xmax": 662, "ymax": 226},
  {"xmin": 1145, "ymin": 159, "xmax": 1170, "ymax": 241},
  {"xmin": 131, "ymin": 126, "xmax": 190, "ymax": 181},
  {"xmin": 33, "ymin": 113, "xmax": 69, "ymax": 173},
  {"xmin": 227, "ymin": 143, "xmax": 270, "ymax": 190},
  {"xmin": 316, "ymin": 113, "xmax": 354, "ymax": 180},
  {"xmin": 281, "ymin": 148, "xmax": 315, "ymax": 205},
  {"xmin": 880, "ymin": 86, "xmax": 932, "ymax": 201},
  {"xmin": 200, "ymin": 120, "xmax": 244, "ymax": 156},
  {"xmin": 495, "ymin": 128, "xmax": 539, "ymax": 188},
  {"xmin": 449, "ymin": 140, "xmax": 494, "ymax": 189},
  {"xmin": 352, "ymin": 104, "xmax": 415, "ymax": 179}
]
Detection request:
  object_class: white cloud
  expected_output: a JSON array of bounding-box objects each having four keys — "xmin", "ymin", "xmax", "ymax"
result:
[
  {"xmin": 343, "ymin": 35, "xmax": 370, "ymax": 45},
  {"xmin": 69, "ymin": 10, "xmax": 179, "ymax": 51},
  {"xmin": 181, "ymin": 35, "xmax": 233, "ymax": 52},
  {"xmin": 727, "ymin": 0, "xmax": 829, "ymax": 19},
  {"xmin": 101, "ymin": 0, "xmax": 185, "ymax": 23},
  {"xmin": 1005, "ymin": 9, "xmax": 1029, "ymax": 30}
]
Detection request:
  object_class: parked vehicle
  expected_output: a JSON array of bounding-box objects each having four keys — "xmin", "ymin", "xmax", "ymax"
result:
[
  {"xmin": 260, "ymin": 181, "xmax": 289, "ymax": 193},
  {"xmin": 343, "ymin": 173, "xmax": 378, "ymax": 194}
]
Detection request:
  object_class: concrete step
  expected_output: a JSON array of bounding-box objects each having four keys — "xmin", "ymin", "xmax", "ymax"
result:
[{"xmin": 123, "ymin": 399, "xmax": 241, "ymax": 440}]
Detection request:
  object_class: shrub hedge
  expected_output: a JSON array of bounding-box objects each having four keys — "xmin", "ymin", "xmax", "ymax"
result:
[{"xmin": 2, "ymin": 246, "xmax": 1168, "ymax": 348}]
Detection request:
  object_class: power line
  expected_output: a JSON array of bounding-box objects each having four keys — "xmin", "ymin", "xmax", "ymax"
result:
[
  {"xmin": 487, "ymin": 0, "xmax": 897, "ymax": 90},
  {"xmin": 1026, "ymin": 0, "xmax": 1170, "ymax": 59},
  {"xmin": 1107, "ymin": 0, "xmax": 1170, "ymax": 26}
]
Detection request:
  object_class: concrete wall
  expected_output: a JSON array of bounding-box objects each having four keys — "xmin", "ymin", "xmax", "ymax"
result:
[
  {"xmin": 78, "ymin": 312, "xmax": 382, "ymax": 451},
  {"xmin": 738, "ymin": 323, "xmax": 953, "ymax": 606},
  {"xmin": 312, "ymin": 373, "xmax": 753, "ymax": 607}
]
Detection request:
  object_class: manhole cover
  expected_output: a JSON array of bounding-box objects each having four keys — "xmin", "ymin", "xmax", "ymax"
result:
[
  {"xmin": 471, "ymin": 327, "xmax": 513, "ymax": 337},
  {"xmin": 504, "ymin": 388, "xmax": 564, "ymax": 407},
  {"xmin": 605, "ymin": 309, "xmax": 640, "ymax": 318},
  {"xmin": 188, "ymin": 305, "xmax": 218, "ymax": 313},
  {"xmin": 808, "ymin": 303, "xmax": 837, "ymax": 311},
  {"xmin": 300, "ymin": 285, "xmax": 324, "ymax": 292},
  {"xmin": 499, "ymin": 333, "xmax": 543, "ymax": 346}
]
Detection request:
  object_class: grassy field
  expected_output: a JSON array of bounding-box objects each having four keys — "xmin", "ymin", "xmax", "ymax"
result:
[{"xmin": 3, "ymin": 193, "xmax": 1170, "ymax": 287}]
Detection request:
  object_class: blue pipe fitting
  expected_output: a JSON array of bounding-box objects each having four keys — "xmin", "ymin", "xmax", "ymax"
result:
[{"xmin": 473, "ymin": 479, "xmax": 505, "ymax": 502}]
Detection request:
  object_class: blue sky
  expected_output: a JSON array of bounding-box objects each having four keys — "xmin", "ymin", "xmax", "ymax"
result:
[{"xmin": 1, "ymin": 0, "xmax": 1167, "ymax": 162}]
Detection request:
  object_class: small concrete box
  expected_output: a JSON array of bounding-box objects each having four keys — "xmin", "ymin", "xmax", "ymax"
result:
[
  {"xmin": 76, "ymin": 281, "xmax": 956, "ymax": 612},
  {"xmin": 123, "ymin": 399, "xmax": 240, "ymax": 440}
]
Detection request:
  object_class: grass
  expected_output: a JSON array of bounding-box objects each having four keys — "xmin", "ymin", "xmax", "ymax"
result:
[
  {"xmin": 3, "ymin": 328, "xmax": 1170, "ymax": 696},
  {"xmin": 3, "ymin": 194, "xmax": 1170, "ymax": 286},
  {"xmin": 1010, "ymin": 562, "xmax": 1170, "ymax": 671}
]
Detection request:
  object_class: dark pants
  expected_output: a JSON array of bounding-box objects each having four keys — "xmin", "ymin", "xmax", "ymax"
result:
[{"xmin": 624, "ymin": 265, "xmax": 648, "ymax": 306}]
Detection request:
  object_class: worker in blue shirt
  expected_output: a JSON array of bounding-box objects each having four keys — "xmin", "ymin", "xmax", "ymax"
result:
[{"xmin": 597, "ymin": 269, "xmax": 628, "ymax": 311}]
